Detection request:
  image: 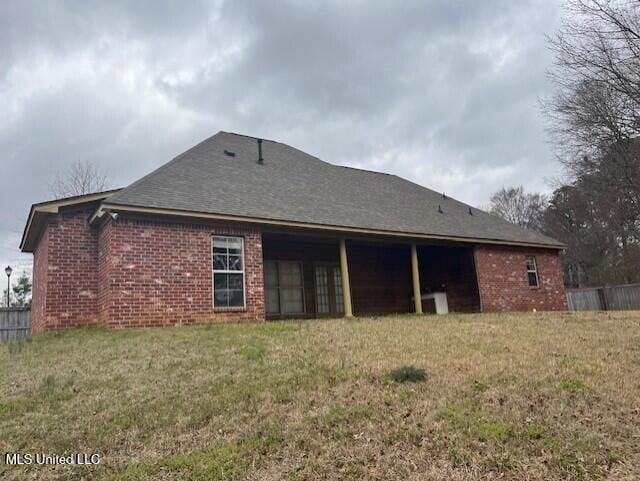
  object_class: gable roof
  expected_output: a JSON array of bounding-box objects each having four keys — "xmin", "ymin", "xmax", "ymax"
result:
[
  {"xmin": 20, "ymin": 189, "xmax": 121, "ymax": 252},
  {"xmin": 102, "ymin": 131, "xmax": 562, "ymax": 248}
]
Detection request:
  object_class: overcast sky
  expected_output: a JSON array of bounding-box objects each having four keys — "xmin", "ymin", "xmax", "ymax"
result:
[{"xmin": 1, "ymin": 0, "xmax": 565, "ymax": 279}]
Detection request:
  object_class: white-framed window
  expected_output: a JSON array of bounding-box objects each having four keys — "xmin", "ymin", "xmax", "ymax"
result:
[
  {"xmin": 526, "ymin": 256, "xmax": 539, "ymax": 288},
  {"xmin": 212, "ymin": 236, "xmax": 245, "ymax": 308},
  {"xmin": 265, "ymin": 260, "xmax": 305, "ymax": 314}
]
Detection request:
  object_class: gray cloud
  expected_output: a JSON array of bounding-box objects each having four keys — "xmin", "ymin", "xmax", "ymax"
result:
[{"xmin": 0, "ymin": 0, "xmax": 563, "ymax": 278}]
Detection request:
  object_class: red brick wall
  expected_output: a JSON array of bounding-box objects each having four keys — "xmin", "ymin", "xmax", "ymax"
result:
[
  {"xmin": 474, "ymin": 245, "xmax": 567, "ymax": 312},
  {"xmin": 31, "ymin": 208, "xmax": 100, "ymax": 330},
  {"xmin": 30, "ymin": 207, "xmax": 565, "ymax": 329},
  {"xmin": 98, "ymin": 217, "xmax": 265, "ymax": 328},
  {"xmin": 97, "ymin": 216, "xmax": 113, "ymax": 325},
  {"xmin": 31, "ymin": 226, "xmax": 49, "ymax": 333}
]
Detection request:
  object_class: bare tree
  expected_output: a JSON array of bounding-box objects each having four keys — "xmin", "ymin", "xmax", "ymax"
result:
[
  {"xmin": 543, "ymin": 0, "xmax": 640, "ymax": 286},
  {"xmin": 546, "ymin": 0, "xmax": 640, "ymax": 181},
  {"xmin": 488, "ymin": 186, "xmax": 548, "ymax": 231},
  {"xmin": 49, "ymin": 160, "xmax": 110, "ymax": 199}
]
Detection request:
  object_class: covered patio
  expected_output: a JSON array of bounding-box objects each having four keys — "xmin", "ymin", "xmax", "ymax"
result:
[{"xmin": 261, "ymin": 230, "xmax": 481, "ymax": 319}]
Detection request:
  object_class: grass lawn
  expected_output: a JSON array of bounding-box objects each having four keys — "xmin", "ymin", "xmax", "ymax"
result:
[{"xmin": 1, "ymin": 312, "xmax": 639, "ymax": 480}]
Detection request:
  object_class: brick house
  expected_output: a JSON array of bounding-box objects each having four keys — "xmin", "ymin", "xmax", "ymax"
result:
[{"xmin": 20, "ymin": 131, "xmax": 566, "ymax": 332}]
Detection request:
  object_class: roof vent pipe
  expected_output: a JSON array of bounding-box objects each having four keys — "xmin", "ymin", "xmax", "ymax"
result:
[{"xmin": 257, "ymin": 139, "xmax": 264, "ymax": 165}]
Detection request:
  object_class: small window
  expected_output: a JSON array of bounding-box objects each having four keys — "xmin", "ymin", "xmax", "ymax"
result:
[
  {"xmin": 526, "ymin": 256, "xmax": 539, "ymax": 288},
  {"xmin": 265, "ymin": 261, "xmax": 305, "ymax": 314},
  {"xmin": 212, "ymin": 236, "xmax": 245, "ymax": 308}
]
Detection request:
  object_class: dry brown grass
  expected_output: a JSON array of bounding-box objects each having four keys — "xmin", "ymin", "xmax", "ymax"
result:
[{"xmin": 1, "ymin": 311, "xmax": 639, "ymax": 480}]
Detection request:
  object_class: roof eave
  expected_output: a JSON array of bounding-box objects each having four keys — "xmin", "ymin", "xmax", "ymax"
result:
[
  {"xmin": 98, "ymin": 202, "xmax": 566, "ymax": 250},
  {"xmin": 20, "ymin": 189, "xmax": 122, "ymax": 253}
]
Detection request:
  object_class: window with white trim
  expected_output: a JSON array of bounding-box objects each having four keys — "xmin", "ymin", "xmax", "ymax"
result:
[
  {"xmin": 265, "ymin": 261, "xmax": 305, "ymax": 314},
  {"xmin": 526, "ymin": 256, "xmax": 539, "ymax": 288},
  {"xmin": 212, "ymin": 236, "xmax": 245, "ymax": 308}
]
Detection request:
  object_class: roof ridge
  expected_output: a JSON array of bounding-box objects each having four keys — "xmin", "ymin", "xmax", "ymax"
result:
[
  {"xmin": 219, "ymin": 130, "xmax": 288, "ymax": 146},
  {"xmin": 339, "ymin": 165, "xmax": 393, "ymax": 176},
  {"xmin": 109, "ymin": 131, "xmax": 226, "ymax": 202},
  {"xmin": 220, "ymin": 132, "xmax": 394, "ymax": 179},
  {"xmin": 99, "ymin": 131, "xmax": 564, "ymax": 248},
  {"xmin": 33, "ymin": 188, "xmax": 122, "ymax": 206},
  {"xmin": 220, "ymin": 131, "xmax": 337, "ymax": 168}
]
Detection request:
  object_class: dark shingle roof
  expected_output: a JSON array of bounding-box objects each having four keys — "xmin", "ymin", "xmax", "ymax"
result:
[{"xmin": 107, "ymin": 131, "xmax": 562, "ymax": 248}]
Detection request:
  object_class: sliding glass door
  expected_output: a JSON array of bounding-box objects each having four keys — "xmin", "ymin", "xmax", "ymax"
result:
[
  {"xmin": 315, "ymin": 264, "xmax": 344, "ymax": 316},
  {"xmin": 265, "ymin": 261, "xmax": 305, "ymax": 315}
]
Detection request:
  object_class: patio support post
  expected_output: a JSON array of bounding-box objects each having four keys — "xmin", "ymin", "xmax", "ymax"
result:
[
  {"xmin": 339, "ymin": 238, "xmax": 354, "ymax": 317},
  {"xmin": 411, "ymin": 243, "xmax": 423, "ymax": 314}
]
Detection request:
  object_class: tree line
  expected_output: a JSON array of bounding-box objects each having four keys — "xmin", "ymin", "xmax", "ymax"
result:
[{"xmin": 489, "ymin": 1, "xmax": 640, "ymax": 288}]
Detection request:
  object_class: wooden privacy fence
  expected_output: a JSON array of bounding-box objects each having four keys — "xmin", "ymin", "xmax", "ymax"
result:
[
  {"xmin": 0, "ymin": 307, "xmax": 31, "ymax": 342},
  {"xmin": 566, "ymin": 283, "xmax": 640, "ymax": 311}
]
